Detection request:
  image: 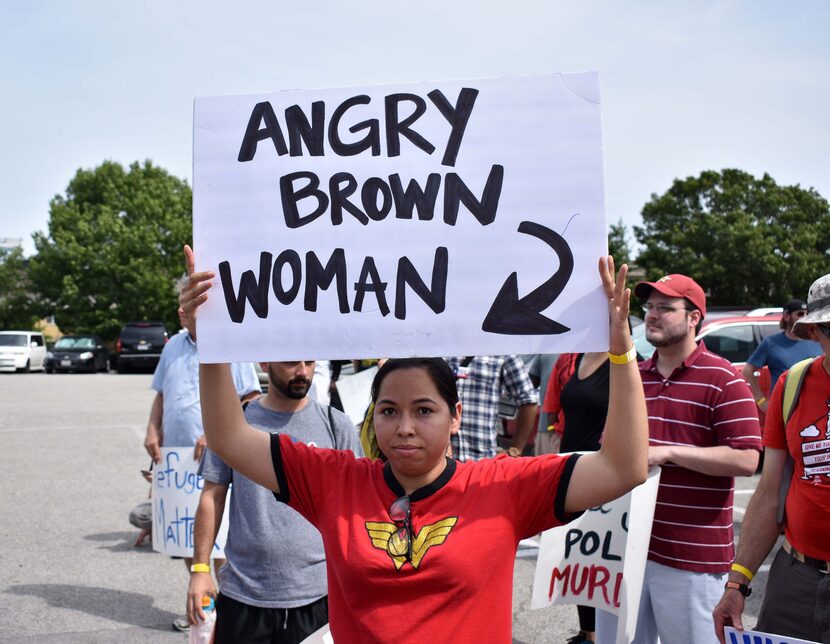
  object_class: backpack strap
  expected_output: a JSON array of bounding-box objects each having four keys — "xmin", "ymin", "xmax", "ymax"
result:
[
  {"xmin": 776, "ymin": 357, "xmax": 815, "ymax": 524},
  {"xmin": 781, "ymin": 358, "xmax": 813, "ymax": 424},
  {"xmin": 327, "ymin": 404, "xmax": 338, "ymax": 449}
]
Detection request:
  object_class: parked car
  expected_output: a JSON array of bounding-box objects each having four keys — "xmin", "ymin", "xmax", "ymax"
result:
[
  {"xmin": 746, "ymin": 307, "xmax": 783, "ymax": 317},
  {"xmin": 633, "ymin": 315, "xmax": 780, "ymax": 370},
  {"xmin": 115, "ymin": 322, "xmax": 169, "ymax": 373},
  {"xmin": 45, "ymin": 334, "xmax": 110, "ymax": 373},
  {"xmin": 0, "ymin": 330, "xmax": 47, "ymax": 372}
]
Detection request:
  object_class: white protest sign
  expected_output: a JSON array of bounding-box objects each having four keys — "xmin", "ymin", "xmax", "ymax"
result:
[
  {"xmin": 725, "ymin": 627, "xmax": 820, "ymax": 644},
  {"xmin": 193, "ymin": 73, "xmax": 609, "ymax": 362},
  {"xmin": 152, "ymin": 448, "xmax": 230, "ymax": 558},
  {"xmin": 532, "ymin": 467, "xmax": 661, "ymax": 644},
  {"xmin": 336, "ymin": 366, "xmax": 378, "ymax": 426}
]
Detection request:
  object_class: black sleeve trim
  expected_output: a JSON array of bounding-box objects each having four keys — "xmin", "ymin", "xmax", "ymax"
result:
[
  {"xmin": 270, "ymin": 433, "xmax": 290, "ymax": 504},
  {"xmin": 553, "ymin": 453, "xmax": 583, "ymax": 524}
]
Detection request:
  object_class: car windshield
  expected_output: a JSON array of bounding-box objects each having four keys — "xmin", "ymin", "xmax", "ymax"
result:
[
  {"xmin": 0, "ymin": 334, "xmax": 27, "ymax": 347},
  {"xmin": 55, "ymin": 337, "xmax": 96, "ymax": 349},
  {"xmin": 632, "ymin": 324, "xmax": 656, "ymax": 360},
  {"xmin": 120, "ymin": 325, "xmax": 166, "ymax": 341}
]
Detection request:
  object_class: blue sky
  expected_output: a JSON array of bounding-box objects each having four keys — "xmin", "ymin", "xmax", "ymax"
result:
[{"xmin": 2, "ymin": 1, "xmax": 828, "ymax": 256}]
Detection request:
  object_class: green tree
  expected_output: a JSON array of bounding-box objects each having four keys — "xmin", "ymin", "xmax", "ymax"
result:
[
  {"xmin": 29, "ymin": 160, "xmax": 192, "ymax": 341},
  {"xmin": 634, "ymin": 169, "xmax": 830, "ymax": 306},
  {"xmin": 0, "ymin": 248, "xmax": 40, "ymax": 329},
  {"xmin": 608, "ymin": 218, "xmax": 632, "ymax": 267}
]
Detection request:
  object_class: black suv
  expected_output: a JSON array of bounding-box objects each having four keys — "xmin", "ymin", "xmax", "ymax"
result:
[{"xmin": 115, "ymin": 321, "xmax": 169, "ymax": 373}]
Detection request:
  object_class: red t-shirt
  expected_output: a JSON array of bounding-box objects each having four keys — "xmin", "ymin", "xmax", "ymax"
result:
[
  {"xmin": 541, "ymin": 353, "xmax": 578, "ymax": 435},
  {"xmin": 271, "ymin": 434, "xmax": 579, "ymax": 643},
  {"xmin": 763, "ymin": 356, "xmax": 830, "ymax": 560},
  {"xmin": 640, "ymin": 342, "xmax": 762, "ymax": 573}
]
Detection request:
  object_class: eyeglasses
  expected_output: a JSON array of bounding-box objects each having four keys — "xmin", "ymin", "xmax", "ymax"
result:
[
  {"xmin": 642, "ymin": 303, "xmax": 692, "ymax": 316},
  {"xmin": 387, "ymin": 495, "xmax": 412, "ymax": 562},
  {"xmin": 791, "ymin": 310, "xmax": 807, "ymax": 318},
  {"xmin": 818, "ymin": 324, "xmax": 830, "ymax": 340}
]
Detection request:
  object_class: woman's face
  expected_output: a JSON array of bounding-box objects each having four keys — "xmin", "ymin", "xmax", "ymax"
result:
[{"xmin": 374, "ymin": 367, "xmax": 461, "ymax": 486}]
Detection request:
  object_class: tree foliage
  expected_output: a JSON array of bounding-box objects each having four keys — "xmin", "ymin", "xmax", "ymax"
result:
[
  {"xmin": 634, "ymin": 169, "xmax": 830, "ymax": 306},
  {"xmin": 608, "ymin": 218, "xmax": 632, "ymax": 268},
  {"xmin": 0, "ymin": 248, "xmax": 39, "ymax": 329},
  {"xmin": 29, "ymin": 161, "xmax": 192, "ymax": 341}
]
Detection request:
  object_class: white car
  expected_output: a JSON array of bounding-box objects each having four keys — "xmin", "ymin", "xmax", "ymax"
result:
[
  {"xmin": 0, "ymin": 331, "xmax": 47, "ymax": 372},
  {"xmin": 633, "ymin": 314, "xmax": 780, "ymax": 370}
]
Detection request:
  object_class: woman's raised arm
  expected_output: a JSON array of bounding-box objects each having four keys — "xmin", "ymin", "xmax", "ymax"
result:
[
  {"xmin": 180, "ymin": 245, "xmax": 278, "ymax": 492},
  {"xmin": 563, "ymin": 257, "xmax": 649, "ymax": 513}
]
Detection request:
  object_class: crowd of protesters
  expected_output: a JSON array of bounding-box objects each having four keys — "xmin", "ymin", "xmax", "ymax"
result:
[{"xmin": 135, "ymin": 245, "xmax": 829, "ymax": 644}]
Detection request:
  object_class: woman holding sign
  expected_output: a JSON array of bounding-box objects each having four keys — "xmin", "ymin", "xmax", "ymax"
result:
[{"xmin": 181, "ymin": 246, "xmax": 648, "ymax": 643}]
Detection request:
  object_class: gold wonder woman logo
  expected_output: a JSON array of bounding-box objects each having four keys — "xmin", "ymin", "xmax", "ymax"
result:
[{"xmin": 365, "ymin": 517, "xmax": 458, "ymax": 570}]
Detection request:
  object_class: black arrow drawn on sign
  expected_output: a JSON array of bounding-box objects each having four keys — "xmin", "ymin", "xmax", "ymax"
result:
[{"xmin": 481, "ymin": 220, "xmax": 574, "ymax": 335}]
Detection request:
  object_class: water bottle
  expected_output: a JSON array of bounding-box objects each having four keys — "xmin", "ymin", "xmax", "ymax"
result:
[{"xmin": 188, "ymin": 596, "xmax": 216, "ymax": 644}]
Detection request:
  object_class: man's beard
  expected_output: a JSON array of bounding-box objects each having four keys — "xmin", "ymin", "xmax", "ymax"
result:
[
  {"xmin": 646, "ymin": 324, "xmax": 690, "ymax": 348},
  {"xmin": 269, "ymin": 366, "xmax": 311, "ymax": 400}
]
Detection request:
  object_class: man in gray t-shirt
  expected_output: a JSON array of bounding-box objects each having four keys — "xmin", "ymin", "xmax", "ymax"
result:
[{"xmin": 187, "ymin": 360, "xmax": 362, "ymax": 643}]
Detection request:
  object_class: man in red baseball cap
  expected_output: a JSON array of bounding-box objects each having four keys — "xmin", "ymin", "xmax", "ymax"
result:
[
  {"xmin": 596, "ymin": 273, "xmax": 762, "ymax": 644},
  {"xmin": 637, "ymin": 273, "xmax": 707, "ymax": 333}
]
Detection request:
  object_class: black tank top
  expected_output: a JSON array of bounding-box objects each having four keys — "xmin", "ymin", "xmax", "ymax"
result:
[{"xmin": 559, "ymin": 353, "xmax": 610, "ymax": 453}]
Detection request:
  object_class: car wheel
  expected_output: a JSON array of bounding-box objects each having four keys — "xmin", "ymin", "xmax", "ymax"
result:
[
  {"xmin": 20, "ymin": 360, "xmax": 31, "ymax": 374},
  {"xmin": 45, "ymin": 367, "xmax": 54, "ymax": 374}
]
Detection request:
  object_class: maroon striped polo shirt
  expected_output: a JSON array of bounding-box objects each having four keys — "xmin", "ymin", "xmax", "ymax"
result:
[{"xmin": 640, "ymin": 342, "xmax": 762, "ymax": 573}]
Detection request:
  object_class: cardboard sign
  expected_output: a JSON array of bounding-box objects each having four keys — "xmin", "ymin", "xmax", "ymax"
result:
[
  {"xmin": 725, "ymin": 627, "xmax": 820, "ymax": 644},
  {"xmin": 336, "ymin": 366, "xmax": 378, "ymax": 426},
  {"xmin": 152, "ymin": 448, "xmax": 230, "ymax": 558},
  {"xmin": 193, "ymin": 73, "xmax": 609, "ymax": 362},
  {"xmin": 532, "ymin": 467, "xmax": 661, "ymax": 644},
  {"xmin": 300, "ymin": 625, "xmax": 334, "ymax": 644}
]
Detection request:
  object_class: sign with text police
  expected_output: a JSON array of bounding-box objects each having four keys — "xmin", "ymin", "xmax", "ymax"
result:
[
  {"xmin": 532, "ymin": 467, "xmax": 661, "ymax": 644},
  {"xmin": 193, "ymin": 73, "xmax": 608, "ymax": 362},
  {"xmin": 152, "ymin": 448, "xmax": 229, "ymax": 558}
]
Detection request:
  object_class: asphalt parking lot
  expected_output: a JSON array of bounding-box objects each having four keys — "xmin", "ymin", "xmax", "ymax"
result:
[{"xmin": 0, "ymin": 372, "xmax": 771, "ymax": 642}]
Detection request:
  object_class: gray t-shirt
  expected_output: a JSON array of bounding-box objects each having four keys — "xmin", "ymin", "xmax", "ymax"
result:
[{"xmin": 199, "ymin": 397, "xmax": 362, "ymax": 608}]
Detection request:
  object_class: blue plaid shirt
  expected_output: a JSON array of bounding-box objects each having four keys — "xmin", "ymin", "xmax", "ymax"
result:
[{"xmin": 446, "ymin": 356, "xmax": 537, "ymax": 461}]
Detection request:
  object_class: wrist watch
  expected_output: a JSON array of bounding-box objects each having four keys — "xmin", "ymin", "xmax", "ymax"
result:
[
  {"xmin": 724, "ymin": 581, "xmax": 751, "ymax": 597},
  {"xmin": 507, "ymin": 446, "xmax": 521, "ymax": 458}
]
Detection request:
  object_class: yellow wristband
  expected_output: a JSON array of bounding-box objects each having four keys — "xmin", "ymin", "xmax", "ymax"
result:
[
  {"xmin": 190, "ymin": 563, "xmax": 211, "ymax": 574},
  {"xmin": 756, "ymin": 397, "xmax": 767, "ymax": 406},
  {"xmin": 730, "ymin": 563, "xmax": 753, "ymax": 581},
  {"xmin": 608, "ymin": 347, "xmax": 636, "ymax": 365}
]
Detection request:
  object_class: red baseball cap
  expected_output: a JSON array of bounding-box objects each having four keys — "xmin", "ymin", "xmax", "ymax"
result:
[{"xmin": 634, "ymin": 274, "xmax": 707, "ymax": 317}]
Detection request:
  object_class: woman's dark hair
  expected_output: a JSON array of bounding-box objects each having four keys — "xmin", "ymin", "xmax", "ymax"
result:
[{"xmin": 371, "ymin": 358, "xmax": 459, "ymax": 416}]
